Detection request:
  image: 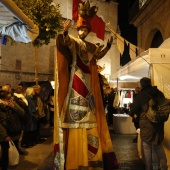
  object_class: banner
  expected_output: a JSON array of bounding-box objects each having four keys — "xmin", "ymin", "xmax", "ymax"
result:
[
  {"xmin": 92, "ymin": 15, "xmax": 105, "ymax": 41},
  {"xmin": 72, "ymin": 0, "xmax": 81, "ymax": 21}
]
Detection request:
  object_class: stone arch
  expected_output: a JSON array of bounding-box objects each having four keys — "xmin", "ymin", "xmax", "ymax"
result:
[
  {"xmin": 145, "ymin": 23, "xmax": 164, "ymax": 49},
  {"xmin": 150, "ymin": 31, "xmax": 163, "ymax": 48}
]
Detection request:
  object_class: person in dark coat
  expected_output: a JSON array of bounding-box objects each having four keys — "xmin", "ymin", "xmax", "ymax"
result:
[
  {"xmin": 129, "ymin": 86, "xmax": 141, "ymax": 143},
  {"xmin": 130, "ymin": 77, "xmax": 167, "ymax": 170},
  {"xmin": 0, "ymin": 90, "xmax": 25, "ymax": 170},
  {"xmin": 2, "ymin": 84, "xmax": 26, "ymax": 155},
  {"xmin": 21, "ymin": 87, "xmax": 37, "ymax": 148}
]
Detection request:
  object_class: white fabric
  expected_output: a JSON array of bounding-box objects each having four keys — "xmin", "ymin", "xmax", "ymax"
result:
[
  {"xmin": 13, "ymin": 92, "xmax": 28, "ymax": 106},
  {"xmin": 110, "ymin": 48, "xmax": 170, "ymax": 81},
  {"xmin": 159, "ymin": 37, "xmax": 170, "ymax": 48},
  {"xmin": 0, "ymin": 0, "xmax": 39, "ymax": 43},
  {"xmin": 8, "ymin": 141, "xmax": 19, "ymax": 166},
  {"xmin": 151, "ymin": 64, "xmax": 170, "ymax": 98},
  {"xmin": 0, "ymin": 22, "xmax": 39, "ymax": 43}
]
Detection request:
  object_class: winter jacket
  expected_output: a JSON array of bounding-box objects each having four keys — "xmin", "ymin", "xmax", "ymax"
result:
[
  {"xmin": 25, "ymin": 96, "xmax": 37, "ymax": 131},
  {"xmin": 0, "ymin": 100, "xmax": 25, "ymax": 142},
  {"xmin": 130, "ymin": 86, "xmax": 165, "ymax": 144}
]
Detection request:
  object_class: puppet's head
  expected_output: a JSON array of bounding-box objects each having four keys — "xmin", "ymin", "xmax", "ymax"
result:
[{"xmin": 76, "ymin": 0, "xmax": 98, "ymax": 32}]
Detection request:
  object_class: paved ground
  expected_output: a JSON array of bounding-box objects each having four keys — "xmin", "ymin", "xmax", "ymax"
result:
[
  {"xmin": 9, "ymin": 124, "xmax": 54, "ymax": 170},
  {"xmin": 8, "ymin": 125, "xmax": 145, "ymax": 170},
  {"xmin": 111, "ymin": 132, "xmax": 145, "ymax": 170}
]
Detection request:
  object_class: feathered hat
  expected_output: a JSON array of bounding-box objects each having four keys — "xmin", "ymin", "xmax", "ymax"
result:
[{"xmin": 76, "ymin": 0, "xmax": 98, "ymax": 32}]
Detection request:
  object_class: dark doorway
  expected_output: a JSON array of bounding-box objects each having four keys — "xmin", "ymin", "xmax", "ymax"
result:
[{"xmin": 151, "ymin": 31, "xmax": 163, "ymax": 48}]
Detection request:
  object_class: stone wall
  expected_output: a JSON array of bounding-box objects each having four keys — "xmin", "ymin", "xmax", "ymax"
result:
[{"xmin": 0, "ymin": 40, "xmax": 55, "ymax": 88}]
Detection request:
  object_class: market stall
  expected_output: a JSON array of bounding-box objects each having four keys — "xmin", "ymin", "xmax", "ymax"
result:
[
  {"xmin": 110, "ymin": 38, "xmax": 170, "ymax": 166},
  {"xmin": 112, "ymin": 114, "xmax": 136, "ymax": 134}
]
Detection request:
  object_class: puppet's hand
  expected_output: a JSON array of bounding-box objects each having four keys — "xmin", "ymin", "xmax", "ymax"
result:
[
  {"xmin": 107, "ymin": 36, "xmax": 113, "ymax": 48},
  {"xmin": 63, "ymin": 20, "xmax": 71, "ymax": 32}
]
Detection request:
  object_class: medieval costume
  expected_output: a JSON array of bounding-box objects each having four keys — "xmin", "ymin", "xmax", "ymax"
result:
[{"xmin": 54, "ymin": 1, "xmax": 118, "ymax": 169}]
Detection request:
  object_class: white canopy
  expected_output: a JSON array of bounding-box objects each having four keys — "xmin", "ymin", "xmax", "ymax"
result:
[
  {"xmin": 110, "ymin": 37, "xmax": 170, "ymax": 95},
  {"xmin": 0, "ymin": 0, "xmax": 39, "ymax": 43}
]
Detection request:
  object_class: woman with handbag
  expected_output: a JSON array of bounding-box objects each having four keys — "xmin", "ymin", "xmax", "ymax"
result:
[{"xmin": 0, "ymin": 90, "xmax": 25, "ymax": 170}]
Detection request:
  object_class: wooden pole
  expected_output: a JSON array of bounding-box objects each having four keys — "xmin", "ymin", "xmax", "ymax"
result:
[{"xmin": 34, "ymin": 46, "xmax": 38, "ymax": 85}]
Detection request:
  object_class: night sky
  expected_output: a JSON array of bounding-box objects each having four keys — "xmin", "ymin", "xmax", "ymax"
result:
[{"xmin": 117, "ymin": 0, "xmax": 137, "ymax": 66}]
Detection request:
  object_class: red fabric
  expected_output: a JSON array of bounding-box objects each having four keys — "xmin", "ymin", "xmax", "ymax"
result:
[
  {"xmin": 77, "ymin": 55, "xmax": 90, "ymax": 74},
  {"xmin": 54, "ymin": 143, "xmax": 59, "ymax": 157},
  {"xmin": 88, "ymin": 144, "xmax": 98, "ymax": 155},
  {"xmin": 72, "ymin": 0, "xmax": 82, "ymax": 21},
  {"xmin": 72, "ymin": 74, "xmax": 89, "ymax": 98},
  {"xmin": 92, "ymin": 15, "xmax": 105, "ymax": 41}
]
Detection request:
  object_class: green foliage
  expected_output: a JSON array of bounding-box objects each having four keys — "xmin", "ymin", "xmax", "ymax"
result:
[{"xmin": 13, "ymin": 0, "xmax": 63, "ymax": 47}]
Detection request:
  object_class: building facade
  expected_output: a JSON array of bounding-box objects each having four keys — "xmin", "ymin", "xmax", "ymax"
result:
[{"xmin": 129, "ymin": 0, "xmax": 170, "ymax": 53}]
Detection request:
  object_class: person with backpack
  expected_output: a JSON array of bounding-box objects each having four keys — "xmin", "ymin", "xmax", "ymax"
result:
[{"xmin": 130, "ymin": 77, "xmax": 168, "ymax": 170}]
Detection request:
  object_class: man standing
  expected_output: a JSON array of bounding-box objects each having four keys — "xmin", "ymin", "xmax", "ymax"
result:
[{"xmin": 130, "ymin": 77, "xmax": 167, "ymax": 170}]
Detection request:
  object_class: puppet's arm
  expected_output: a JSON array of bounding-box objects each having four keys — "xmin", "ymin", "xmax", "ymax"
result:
[
  {"xmin": 62, "ymin": 20, "xmax": 72, "ymax": 46},
  {"xmin": 94, "ymin": 36, "xmax": 113, "ymax": 60}
]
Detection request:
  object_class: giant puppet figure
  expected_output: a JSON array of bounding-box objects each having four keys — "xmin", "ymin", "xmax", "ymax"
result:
[{"xmin": 54, "ymin": 1, "xmax": 119, "ymax": 169}]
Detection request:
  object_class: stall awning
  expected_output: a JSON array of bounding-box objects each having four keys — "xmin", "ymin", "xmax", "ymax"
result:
[
  {"xmin": 110, "ymin": 50, "xmax": 150, "ymax": 82},
  {"xmin": 0, "ymin": 0, "xmax": 39, "ymax": 43},
  {"xmin": 110, "ymin": 47, "xmax": 170, "ymax": 82}
]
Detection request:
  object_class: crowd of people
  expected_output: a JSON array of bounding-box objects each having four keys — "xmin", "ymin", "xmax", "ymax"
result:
[{"xmin": 0, "ymin": 83, "xmax": 54, "ymax": 170}]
